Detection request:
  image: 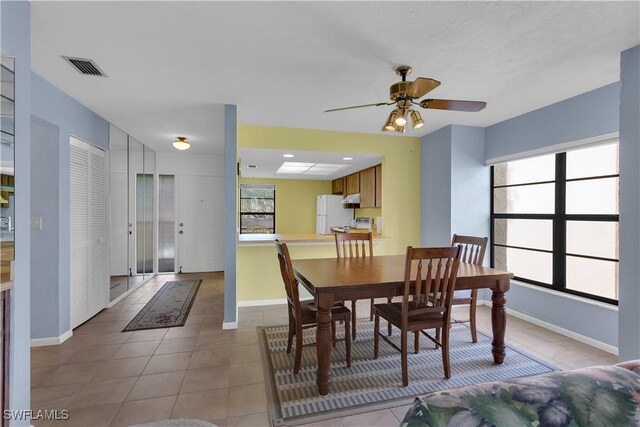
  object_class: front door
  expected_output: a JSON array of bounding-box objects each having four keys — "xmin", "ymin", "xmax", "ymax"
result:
[{"xmin": 176, "ymin": 174, "xmax": 224, "ymax": 273}]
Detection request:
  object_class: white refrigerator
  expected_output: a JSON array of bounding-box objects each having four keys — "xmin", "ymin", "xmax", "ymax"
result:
[{"xmin": 316, "ymin": 195, "xmax": 354, "ymax": 235}]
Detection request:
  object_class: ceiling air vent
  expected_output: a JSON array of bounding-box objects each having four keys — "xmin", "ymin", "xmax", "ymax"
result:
[{"xmin": 62, "ymin": 56, "xmax": 107, "ymax": 77}]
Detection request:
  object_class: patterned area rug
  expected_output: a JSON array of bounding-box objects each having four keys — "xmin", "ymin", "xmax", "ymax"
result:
[
  {"xmin": 122, "ymin": 280, "xmax": 202, "ymax": 332},
  {"xmin": 260, "ymin": 320, "xmax": 557, "ymax": 426}
]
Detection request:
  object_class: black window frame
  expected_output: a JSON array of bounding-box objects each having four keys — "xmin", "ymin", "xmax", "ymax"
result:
[
  {"xmin": 491, "ymin": 150, "xmax": 619, "ymax": 305},
  {"xmin": 239, "ymin": 184, "xmax": 276, "ymax": 234}
]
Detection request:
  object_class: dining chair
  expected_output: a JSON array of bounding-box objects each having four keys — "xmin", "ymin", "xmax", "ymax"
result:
[
  {"xmin": 275, "ymin": 240, "xmax": 352, "ymax": 374},
  {"xmin": 334, "ymin": 232, "xmax": 391, "ymax": 339},
  {"xmin": 448, "ymin": 234, "xmax": 488, "ymax": 343},
  {"xmin": 373, "ymin": 245, "xmax": 462, "ymax": 386}
]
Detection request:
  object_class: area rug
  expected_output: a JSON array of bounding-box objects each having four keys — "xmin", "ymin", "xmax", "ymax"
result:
[
  {"xmin": 260, "ymin": 320, "xmax": 557, "ymax": 426},
  {"xmin": 122, "ymin": 280, "xmax": 202, "ymax": 332}
]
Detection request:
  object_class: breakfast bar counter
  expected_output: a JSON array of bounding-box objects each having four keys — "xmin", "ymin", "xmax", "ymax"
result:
[{"xmin": 238, "ymin": 232, "xmax": 387, "ymax": 246}]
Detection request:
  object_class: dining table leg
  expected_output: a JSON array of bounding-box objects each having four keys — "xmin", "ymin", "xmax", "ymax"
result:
[
  {"xmin": 490, "ymin": 280, "xmax": 508, "ymax": 364},
  {"xmin": 316, "ymin": 293, "xmax": 335, "ymax": 396}
]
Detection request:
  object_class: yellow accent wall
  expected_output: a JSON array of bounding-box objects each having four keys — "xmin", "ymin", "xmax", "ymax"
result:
[
  {"xmin": 240, "ymin": 177, "xmax": 331, "ymax": 234},
  {"xmin": 237, "ymin": 125, "xmax": 421, "ymax": 302}
]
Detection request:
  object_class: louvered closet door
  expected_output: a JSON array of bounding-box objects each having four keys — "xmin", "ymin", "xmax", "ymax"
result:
[
  {"xmin": 70, "ymin": 142, "xmax": 89, "ymax": 328},
  {"xmin": 70, "ymin": 137, "xmax": 107, "ymax": 329}
]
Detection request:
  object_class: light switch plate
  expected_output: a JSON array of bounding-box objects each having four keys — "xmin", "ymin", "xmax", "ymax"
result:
[{"xmin": 31, "ymin": 217, "xmax": 43, "ymax": 230}]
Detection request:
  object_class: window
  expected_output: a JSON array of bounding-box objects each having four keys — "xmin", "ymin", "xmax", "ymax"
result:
[
  {"xmin": 491, "ymin": 142, "xmax": 619, "ymax": 304},
  {"xmin": 240, "ymin": 184, "xmax": 276, "ymax": 234}
]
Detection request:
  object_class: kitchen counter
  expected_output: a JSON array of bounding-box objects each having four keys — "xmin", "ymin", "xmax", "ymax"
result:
[{"xmin": 238, "ymin": 232, "xmax": 387, "ymax": 246}]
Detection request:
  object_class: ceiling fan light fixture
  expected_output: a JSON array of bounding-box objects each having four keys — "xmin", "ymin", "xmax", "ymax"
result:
[
  {"xmin": 172, "ymin": 136, "xmax": 190, "ymax": 151},
  {"xmin": 323, "ymin": 65, "xmax": 486, "ymax": 133},
  {"xmin": 383, "ymin": 111, "xmax": 397, "ymax": 131},
  {"xmin": 410, "ymin": 110, "xmax": 424, "ymax": 129},
  {"xmin": 394, "ymin": 109, "xmax": 407, "ymax": 127},
  {"xmin": 394, "ymin": 123, "xmax": 406, "ymax": 133}
]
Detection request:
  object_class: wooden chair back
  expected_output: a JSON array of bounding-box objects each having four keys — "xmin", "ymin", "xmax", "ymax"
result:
[
  {"xmin": 401, "ymin": 246, "xmax": 462, "ymax": 325},
  {"xmin": 335, "ymin": 232, "xmax": 374, "ymax": 259},
  {"xmin": 275, "ymin": 240, "xmax": 302, "ymax": 318},
  {"xmin": 451, "ymin": 234, "xmax": 488, "ymax": 266}
]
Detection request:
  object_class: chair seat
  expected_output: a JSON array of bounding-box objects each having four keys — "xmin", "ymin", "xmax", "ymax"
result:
[
  {"xmin": 299, "ymin": 300, "xmax": 351, "ymax": 324},
  {"xmin": 373, "ymin": 302, "xmax": 445, "ymax": 330}
]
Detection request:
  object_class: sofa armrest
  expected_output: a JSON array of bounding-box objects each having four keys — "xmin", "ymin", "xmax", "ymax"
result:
[{"xmin": 401, "ymin": 365, "xmax": 640, "ymax": 427}]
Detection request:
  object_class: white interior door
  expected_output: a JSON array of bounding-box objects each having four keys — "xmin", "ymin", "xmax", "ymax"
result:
[
  {"xmin": 70, "ymin": 137, "xmax": 107, "ymax": 328},
  {"xmin": 177, "ymin": 175, "xmax": 224, "ymax": 272}
]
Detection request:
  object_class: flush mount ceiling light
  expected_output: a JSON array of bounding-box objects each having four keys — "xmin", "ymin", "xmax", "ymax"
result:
[
  {"xmin": 172, "ymin": 136, "xmax": 190, "ymax": 151},
  {"xmin": 342, "ymin": 157, "xmax": 353, "ymax": 160},
  {"xmin": 325, "ymin": 65, "xmax": 487, "ymax": 133},
  {"xmin": 283, "ymin": 154, "xmax": 294, "ymax": 158}
]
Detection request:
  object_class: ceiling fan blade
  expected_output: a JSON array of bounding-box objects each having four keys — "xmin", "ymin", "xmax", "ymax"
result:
[
  {"xmin": 406, "ymin": 77, "xmax": 441, "ymax": 98},
  {"xmin": 324, "ymin": 102, "xmax": 390, "ymax": 113},
  {"xmin": 420, "ymin": 99, "xmax": 487, "ymax": 112}
]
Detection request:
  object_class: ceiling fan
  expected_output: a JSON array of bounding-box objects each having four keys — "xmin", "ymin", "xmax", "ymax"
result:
[{"xmin": 324, "ymin": 65, "xmax": 487, "ymax": 133}]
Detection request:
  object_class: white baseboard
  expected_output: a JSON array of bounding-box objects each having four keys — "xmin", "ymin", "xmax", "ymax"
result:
[
  {"xmin": 478, "ymin": 299, "xmax": 618, "ymax": 355},
  {"xmin": 238, "ymin": 298, "xmax": 287, "ymax": 307},
  {"xmin": 222, "ymin": 321, "xmax": 238, "ymax": 330},
  {"xmin": 31, "ymin": 329, "xmax": 73, "ymax": 347},
  {"xmin": 222, "ymin": 304, "xmax": 239, "ymax": 330}
]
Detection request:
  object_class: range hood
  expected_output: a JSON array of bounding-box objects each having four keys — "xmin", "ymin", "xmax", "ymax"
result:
[{"xmin": 342, "ymin": 193, "xmax": 360, "ymax": 204}]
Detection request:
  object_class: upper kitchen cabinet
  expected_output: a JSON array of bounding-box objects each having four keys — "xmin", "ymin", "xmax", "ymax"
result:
[
  {"xmin": 375, "ymin": 164, "xmax": 382, "ymax": 208},
  {"xmin": 331, "ymin": 177, "xmax": 344, "ymax": 195},
  {"xmin": 359, "ymin": 167, "xmax": 376, "ymax": 208},
  {"xmin": 345, "ymin": 173, "xmax": 359, "ymax": 195}
]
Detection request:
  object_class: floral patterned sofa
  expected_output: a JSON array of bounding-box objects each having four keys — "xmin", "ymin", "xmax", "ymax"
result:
[{"xmin": 401, "ymin": 361, "xmax": 640, "ymax": 426}]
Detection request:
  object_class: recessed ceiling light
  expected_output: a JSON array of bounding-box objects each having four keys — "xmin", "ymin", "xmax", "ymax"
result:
[
  {"xmin": 283, "ymin": 154, "xmax": 294, "ymax": 158},
  {"xmin": 342, "ymin": 157, "xmax": 353, "ymax": 160}
]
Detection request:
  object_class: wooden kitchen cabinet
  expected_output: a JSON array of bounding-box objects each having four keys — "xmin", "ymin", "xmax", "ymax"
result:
[
  {"xmin": 375, "ymin": 164, "xmax": 382, "ymax": 208},
  {"xmin": 359, "ymin": 167, "xmax": 376, "ymax": 208},
  {"xmin": 345, "ymin": 173, "xmax": 360, "ymax": 195},
  {"xmin": 331, "ymin": 178, "xmax": 345, "ymax": 195}
]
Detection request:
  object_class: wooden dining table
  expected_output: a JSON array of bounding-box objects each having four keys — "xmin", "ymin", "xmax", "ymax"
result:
[{"xmin": 293, "ymin": 254, "xmax": 514, "ymax": 396}]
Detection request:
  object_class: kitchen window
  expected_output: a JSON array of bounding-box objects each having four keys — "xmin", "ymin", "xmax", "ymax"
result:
[
  {"xmin": 240, "ymin": 184, "xmax": 276, "ymax": 234},
  {"xmin": 491, "ymin": 142, "xmax": 619, "ymax": 304}
]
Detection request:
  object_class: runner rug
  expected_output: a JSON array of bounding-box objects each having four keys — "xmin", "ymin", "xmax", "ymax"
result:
[
  {"xmin": 260, "ymin": 321, "xmax": 556, "ymax": 426},
  {"xmin": 122, "ymin": 280, "xmax": 202, "ymax": 332}
]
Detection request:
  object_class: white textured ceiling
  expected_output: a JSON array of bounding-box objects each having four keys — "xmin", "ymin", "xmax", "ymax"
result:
[{"xmin": 31, "ymin": 1, "xmax": 640, "ymax": 154}]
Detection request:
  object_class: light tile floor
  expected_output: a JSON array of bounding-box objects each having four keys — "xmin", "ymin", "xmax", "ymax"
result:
[{"xmin": 31, "ymin": 272, "xmax": 618, "ymax": 427}]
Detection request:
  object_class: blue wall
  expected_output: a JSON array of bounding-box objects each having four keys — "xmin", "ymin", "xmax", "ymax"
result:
[
  {"xmin": 618, "ymin": 46, "xmax": 640, "ymax": 360},
  {"xmin": 483, "ymin": 82, "xmax": 622, "ymax": 350},
  {"xmin": 30, "ymin": 117, "xmax": 61, "ymax": 339},
  {"xmin": 224, "ymin": 104, "xmax": 237, "ymax": 325},
  {"xmin": 485, "ymin": 82, "xmax": 620, "ymax": 162},
  {"xmin": 422, "ymin": 78, "xmax": 629, "ymax": 351},
  {"xmin": 450, "ymin": 125, "xmax": 489, "ymax": 253},
  {"xmin": 421, "ymin": 126, "xmax": 452, "ymax": 246},
  {"xmin": 421, "ymin": 125, "xmax": 489, "ymax": 258},
  {"xmin": 30, "ymin": 72, "xmax": 110, "ymax": 339},
  {"xmin": 1, "ymin": 1, "xmax": 32, "ymax": 421}
]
